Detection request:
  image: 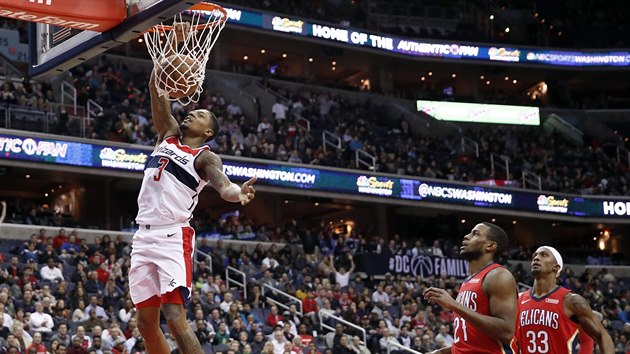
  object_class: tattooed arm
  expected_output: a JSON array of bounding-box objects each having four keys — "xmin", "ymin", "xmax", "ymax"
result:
[{"xmin": 565, "ymin": 293, "xmax": 614, "ymax": 354}]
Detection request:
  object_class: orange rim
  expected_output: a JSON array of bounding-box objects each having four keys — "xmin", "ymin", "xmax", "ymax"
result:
[{"xmin": 148, "ymin": 2, "xmax": 227, "ymax": 32}]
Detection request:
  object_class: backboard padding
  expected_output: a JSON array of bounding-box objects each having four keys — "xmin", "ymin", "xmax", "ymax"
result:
[{"xmin": 29, "ymin": 0, "xmax": 203, "ymax": 78}]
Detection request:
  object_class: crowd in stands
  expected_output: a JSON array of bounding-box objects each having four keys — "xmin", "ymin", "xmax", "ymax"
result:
[
  {"xmin": 0, "ymin": 226, "xmax": 628, "ymax": 354},
  {"xmin": 1, "ymin": 55, "xmax": 629, "ymax": 196}
]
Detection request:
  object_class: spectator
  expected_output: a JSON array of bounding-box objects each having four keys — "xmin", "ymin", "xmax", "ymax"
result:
[
  {"xmin": 220, "ymin": 292, "xmax": 234, "ymax": 314},
  {"xmin": 371, "ymin": 285, "xmax": 390, "ymax": 307},
  {"xmin": 52, "ymin": 229, "xmax": 68, "ymax": 249},
  {"xmin": 349, "ymin": 336, "xmax": 370, "ymax": 354},
  {"xmin": 50, "ymin": 323, "xmax": 71, "ymax": 348},
  {"xmin": 83, "ymin": 310, "xmax": 105, "ymax": 332},
  {"xmin": 84, "ymin": 296, "xmax": 108, "ymax": 321},
  {"xmin": 194, "ymin": 319, "xmax": 212, "ymax": 345},
  {"xmin": 28, "ymin": 302, "xmax": 53, "ymax": 333},
  {"xmin": 267, "ymin": 306, "xmax": 283, "ymax": 327},
  {"xmin": 118, "ymin": 299, "xmax": 136, "ymax": 323},
  {"xmin": 271, "ymin": 330, "xmax": 287, "ymax": 354},
  {"xmin": 434, "ymin": 325, "xmax": 454, "ymax": 347},
  {"xmin": 378, "ymin": 329, "xmax": 399, "ymax": 354},
  {"xmin": 271, "ymin": 99, "xmax": 288, "ymax": 125},
  {"xmin": 40, "ymin": 259, "xmax": 63, "ymax": 284},
  {"xmin": 332, "ymin": 254, "xmax": 355, "ymax": 288},
  {"xmin": 333, "ymin": 336, "xmax": 353, "ymax": 354},
  {"xmin": 87, "ymin": 335, "xmax": 105, "ymax": 354},
  {"xmin": 26, "ymin": 332, "xmax": 46, "ymax": 354},
  {"xmin": 70, "ymin": 326, "xmax": 91, "ymax": 349},
  {"xmin": 10, "ymin": 321, "xmax": 32, "ymax": 350},
  {"xmin": 67, "ymin": 335, "xmax": 88, "ymax": 354}
]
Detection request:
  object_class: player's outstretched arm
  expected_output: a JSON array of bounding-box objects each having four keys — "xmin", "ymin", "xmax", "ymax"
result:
[
  {"xmin": 197, "ymin": 151, "xmax": 257, "ymax": 205},
  {"xmin": 424, "ymin": 267, "xmax": 517, "ymax": 345},
  {"xmin": 566, "ymin": 294, "xmax": 614, "ymax": 354},
  {"xmin": 149, "ymin": 71, "xmax": 180, "ymax": 143}
]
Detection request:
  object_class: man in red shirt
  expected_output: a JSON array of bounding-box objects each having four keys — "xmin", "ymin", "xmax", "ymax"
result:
[
  {"xmin": 513, "ymin": 246, "xmax": 613, "ymax": 354},
  {"xmin": 424, "ymin": 222, "xmax": 518, "ymax": 354},
  {"xmin": 267, "ymin": 305, "xmax": 284, "ymax": 327},
  {"xmin": 27, "ymin": 332, "xmax": 47, "ymax": 354},
  {"xmin": 52, "ymin": 229, "xmax": 68, "ymax": 249}
]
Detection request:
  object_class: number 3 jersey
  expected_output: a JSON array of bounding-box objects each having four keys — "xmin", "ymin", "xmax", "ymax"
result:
[
  {"xmin": 136, "ymin": 136, "xmax": 210, "ymax": 226},
  {"xmin": 514, "ymin": 287, "xmax": 579, "ymax": 354},
  {"xmin": 453, "ymin": 263, "xmax": 514, "ymax": 354}
]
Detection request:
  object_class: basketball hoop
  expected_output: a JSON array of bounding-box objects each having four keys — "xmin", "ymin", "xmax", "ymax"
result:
[{"xmin": 143, "ymin": 2, "xmax": 227, "ymax": 105}]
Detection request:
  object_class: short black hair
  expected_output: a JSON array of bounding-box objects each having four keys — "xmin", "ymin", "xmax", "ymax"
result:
[
  {"xmin": 482, "ymin": 222, "xmax": 508, "ymax": 260},
  {"xmin": 205, "ymin": 110, "xmax": 219, "ymax": 143}
]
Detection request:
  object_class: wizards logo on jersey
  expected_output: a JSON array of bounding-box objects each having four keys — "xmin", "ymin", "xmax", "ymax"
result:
[{"xmin": 145, "ymin": 155, "xmax": 199, "ymax": 192}]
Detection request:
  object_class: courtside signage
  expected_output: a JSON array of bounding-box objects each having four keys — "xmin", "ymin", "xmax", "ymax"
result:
[
  {"xmin": 3, "ymin": 131, "xmax": 630, "ymax": 220},
  {"xmin": 206, "ymin": 3, "xmax": 630, "ymax": 68}
]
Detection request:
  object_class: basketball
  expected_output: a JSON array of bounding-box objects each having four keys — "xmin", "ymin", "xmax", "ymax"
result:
[{"xmin": 156, "ymin": 54, "xmax": 201, "ymax": 99}]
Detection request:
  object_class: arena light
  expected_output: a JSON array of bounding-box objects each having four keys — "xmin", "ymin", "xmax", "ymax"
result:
[
  {"xmin": 451, "ymin": 73, "xmax": 456, "ymax": 78},
  {"xmin": 261, "ymin": 49, "xmax": 266, "ymax": 54}
]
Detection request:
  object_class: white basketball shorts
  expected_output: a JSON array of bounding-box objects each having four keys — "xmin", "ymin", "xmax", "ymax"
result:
[{"xmin": 128, "ymin": 223, "xmax": 195, "ymax": 306}]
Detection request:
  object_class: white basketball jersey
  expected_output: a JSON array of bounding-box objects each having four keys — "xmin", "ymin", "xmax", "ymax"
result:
[{"xmin": 136, "ymin": 136, "xmax": 209, "ymax": 226}]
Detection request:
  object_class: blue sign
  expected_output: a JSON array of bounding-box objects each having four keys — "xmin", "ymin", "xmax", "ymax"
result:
[{"xmin": 2, "ymin": 131, "xmax": 630, "ymax": 220}]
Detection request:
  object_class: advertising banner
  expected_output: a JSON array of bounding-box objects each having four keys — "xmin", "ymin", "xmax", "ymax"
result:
[
  {"xmin": 363, "ymin": 254, "xmax": 470, "ymax": 279},
  {"xmin": 203, "ymin": 3, "xmax": 630, "ymax": 68},
  {"xmin": 2, "ymin": 131, "xmax": 630, "ymax": 221}
]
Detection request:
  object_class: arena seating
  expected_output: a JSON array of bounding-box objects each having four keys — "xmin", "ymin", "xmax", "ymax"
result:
[{"xmin": 0, "ymin": 224, "xmax": 628, "ymax": 353}]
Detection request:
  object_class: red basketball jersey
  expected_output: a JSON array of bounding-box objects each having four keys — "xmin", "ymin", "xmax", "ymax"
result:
[
  {"xmin": 577, "ymin": 330, "xmax": 594, "ymax": 354},
  {"xmin": 515, "ymin": 287, "xmax": 579, "ymax": 354},
  {"xmin": 452, "ymin": 263, "xmax": 514, "ymax": 354}
]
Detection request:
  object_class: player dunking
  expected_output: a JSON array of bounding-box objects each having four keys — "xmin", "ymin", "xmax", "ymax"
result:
[
  {"xmin": 513, "ymin": 246, "xmax": 613, "ymax": 354},
  {"xmin": 128, "ymin": 42, "xmax": 257, "ymax": 354},
  {"xmin": 423, "ymin": 222, "xmax": 518, "ymax": 354}
]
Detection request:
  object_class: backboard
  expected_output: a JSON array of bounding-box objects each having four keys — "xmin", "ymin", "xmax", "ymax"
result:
[{"xmin": 27, "ymin": 0, "xmax": 203, "ymax": 78}]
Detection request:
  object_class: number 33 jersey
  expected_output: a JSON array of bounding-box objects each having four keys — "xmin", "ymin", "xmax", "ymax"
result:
[
  {"xmin": 136, "ymin": 136, "xmax": 210, "ymax": 226},
  {"xmin": 453, "ymin": 263, "xmax": 514, "ymax": 354},
  {"xmin": 514, "ymin": 287, "xmax": 580, "ymax": 354}
]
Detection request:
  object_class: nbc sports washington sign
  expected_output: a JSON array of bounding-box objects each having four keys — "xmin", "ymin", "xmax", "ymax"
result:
[{"xmin": 365, "ymin": 254, "xmax": 470, "ymax": 279}]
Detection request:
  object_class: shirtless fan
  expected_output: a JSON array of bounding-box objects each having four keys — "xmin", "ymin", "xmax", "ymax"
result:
[{"xmin": 143, "ymin": 2, "xmax": 227, "ymax": 105}]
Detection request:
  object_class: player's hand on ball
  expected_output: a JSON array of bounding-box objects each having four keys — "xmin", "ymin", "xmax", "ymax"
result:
[
  {"xmin": 423, "ymin": 287, "xmax": 458, "ymax": 310},
  {"xmin": 173, "ymin": 22, "xmax": 191, "ymax": 42},
  {"xmin": 239, "ymin": 176, "xmax": 257, "ymax": 205}
]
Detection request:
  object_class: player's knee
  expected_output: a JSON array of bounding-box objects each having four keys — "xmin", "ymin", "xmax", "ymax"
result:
[
  {"xmin": 162, "ymin": 303, "xmax": 184, "ymax": 323},
  {"xmin": 137, "ymin": 313, "xmax": 158, "ymax": 334}
]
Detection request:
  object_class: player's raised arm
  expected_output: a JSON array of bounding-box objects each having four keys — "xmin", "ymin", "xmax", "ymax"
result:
[
  {"xmin": 196, "ymin": 151, "xmax": 257, "ymax": 205},
  {"xmin": 424, "ymin": 267, "xmax": 517, "ymax": 345},
  {"xmin": 149, "ymin": 22, "xmax": 191, "ymax": 143},
  {"xmin": 149, "ymin": 69, "xmax": 180, "ymax": 143},
  {"xmin": 566, "ymin": 293, "xmax": 614, "ymax": 354}
]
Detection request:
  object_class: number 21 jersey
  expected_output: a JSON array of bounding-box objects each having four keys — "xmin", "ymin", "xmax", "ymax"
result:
[
  {"xmin": 515, "ymin": 287, "xmax": 579, "ymax": 354},
  {"xmin": 136, "ymin": 136, "xmax": 209, "ymax": 226},
  {"xmin": 453, "ymin": 263, "xmax": 514, "ymax": 354}
]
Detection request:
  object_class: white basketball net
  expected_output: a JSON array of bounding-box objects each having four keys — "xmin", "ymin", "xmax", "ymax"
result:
[{"xmin": 143, "ymin": 3, "xmax": 227, "ymax": 105}]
